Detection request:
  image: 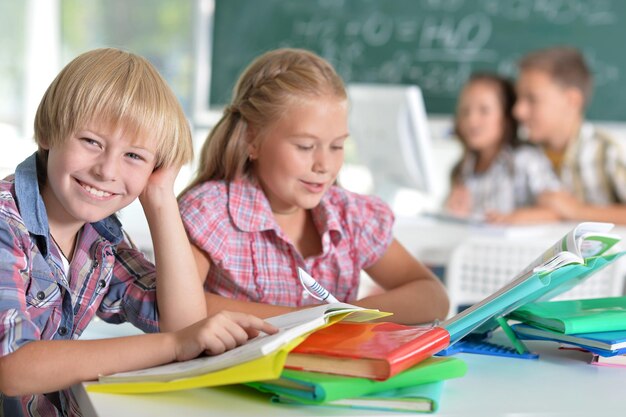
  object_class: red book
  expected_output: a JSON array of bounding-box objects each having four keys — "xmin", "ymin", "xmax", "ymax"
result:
[{"xmin": 284, "ymin": 322, "xmax": 450, "ymax": 380}]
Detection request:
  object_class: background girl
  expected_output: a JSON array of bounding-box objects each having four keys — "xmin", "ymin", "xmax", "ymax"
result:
[
  {"xmin": 178, "ymin": 48, "xmax": 449, "ymax": 325},
  {"xmin": 445, "ymin": 73, "xmax": 561, "ymax": 223}
]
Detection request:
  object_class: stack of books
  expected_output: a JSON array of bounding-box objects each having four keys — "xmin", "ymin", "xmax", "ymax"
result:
[
  {"xmin": 247, "ymin": 321, "xmax": 468, "ymax": 413},
  {"xmin": 509, "ymin": 296, "xmax": 626, "ymax": 367}
]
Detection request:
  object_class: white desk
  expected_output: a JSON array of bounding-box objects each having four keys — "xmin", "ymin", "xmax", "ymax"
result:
[
  {"xmin": 72, "ymin": 334, "xmax": 626, "ymax": 417},
  {"xmin": 392, "ymin": 217, "xmax": 601, "ymax": 268}
]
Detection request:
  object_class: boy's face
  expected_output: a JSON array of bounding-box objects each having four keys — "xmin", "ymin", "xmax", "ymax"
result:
[
  {"xmin": 41, "ymin": 123, "xmax": 158, "ymax": 227},
  {"xmin": 249, "ymin": 96, "xmax": 348, "ymax": 214},
  {"xmin": 513, "ymin": 69, "xmax": 582, "ymax": 148}
]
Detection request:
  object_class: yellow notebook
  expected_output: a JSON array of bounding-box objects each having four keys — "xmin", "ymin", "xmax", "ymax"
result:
[{"xmin": 87, "ymin": 337, "xmax": 305, "ymax": 394}]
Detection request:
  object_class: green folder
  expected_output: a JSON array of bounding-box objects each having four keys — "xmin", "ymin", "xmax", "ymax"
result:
[
  {"xmin": 509, "ymin": 296, "xmax": 626, "ymax": 334},
  {"xmin": 246, "ymin": 356, "xmax": 466, "ymax": 404},
  {"xmin": 273, "ymin": 380, "xmax": 444, "ymax": 413}
]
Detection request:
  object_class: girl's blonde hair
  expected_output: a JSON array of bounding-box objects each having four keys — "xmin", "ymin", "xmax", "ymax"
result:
[
  {"xmin": 183, "ymin": 48, "xmax": 346, "ymax": 194},
  {"xmin": 34, "ymin": 47, "xmax": 192, "ymax": 169}
]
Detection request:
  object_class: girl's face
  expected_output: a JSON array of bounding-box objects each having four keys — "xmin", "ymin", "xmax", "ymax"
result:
[
  {"xmin": 41, "ymin": 122, "xmax": 157, "ymax": 230},
  {"xmin": 249, "ymin": 96, "xmax": 348, "ymax": 214},
  {"xmin": 456, "ymin": 81, "xmax": 505, "ymax": 152}
]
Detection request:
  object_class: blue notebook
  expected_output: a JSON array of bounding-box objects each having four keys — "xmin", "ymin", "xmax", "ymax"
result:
[{"xmin": 512, "ymin": 323, "xmax": 626, "ymax": 356}]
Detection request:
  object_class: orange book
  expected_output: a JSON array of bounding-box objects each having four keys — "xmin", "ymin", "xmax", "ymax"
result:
[{"xmin": 284, "ymin": 322, "xmax": 450, "ymax": 380}]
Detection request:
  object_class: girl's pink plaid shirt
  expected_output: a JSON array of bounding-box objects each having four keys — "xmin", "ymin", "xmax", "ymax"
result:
[{"xmin": 179, "ymin": 179, "xmax": 394, "ymax": 306}]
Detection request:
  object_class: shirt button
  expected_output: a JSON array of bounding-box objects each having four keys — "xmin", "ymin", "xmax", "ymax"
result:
[
  {"xmin": 36, "ymin": 291, "xmax": 46, "ymax": 300},
  {"xmin": 302, "ymin": 290, "xmax": 310, "ymax": 299},
  {"xmin": 58, "ymin": 327, "xmax": 68, "ymax": 336},
  {"xmin": 98, "ymin": 280, "xmax": 106, "ymax": 289},
  {"xmin": 93, "ymin": 260, "xmax": 99, "ymax": 268}
]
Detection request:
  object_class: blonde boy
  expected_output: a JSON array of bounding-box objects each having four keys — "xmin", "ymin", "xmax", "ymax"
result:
[
  {"xmin": 514, "ymin": 46, "xmax": 626, "ymax": 223},
  {"xmin": 0, "ymin": 48, "xmax": 273, "ymax": 417}
]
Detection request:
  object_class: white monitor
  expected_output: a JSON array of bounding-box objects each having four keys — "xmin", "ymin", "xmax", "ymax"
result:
[{"xmin": 347, "ymin": 84, "xmax": 436, "ymax": 203}]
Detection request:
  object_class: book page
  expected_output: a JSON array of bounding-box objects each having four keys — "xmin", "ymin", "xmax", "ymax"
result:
[{"xmin": 519, "ymin": 222, "xmax": 615, "ymax": 275}]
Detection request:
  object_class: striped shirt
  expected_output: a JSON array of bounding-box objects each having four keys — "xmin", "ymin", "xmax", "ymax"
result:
[
  {"xmin": 0, "ymin": 154, "xmax": 159, "ymax": 417},
  {"xmin": 560, "ymin": 123, "xmax": 626, "ymax": 204},
  {"xmin": 458, "ymin": 144, "xmax": 561, "ymax": 216},
  {"xmin": 178, "ymin": 179, "xmax": 394, "ymax": 306}
]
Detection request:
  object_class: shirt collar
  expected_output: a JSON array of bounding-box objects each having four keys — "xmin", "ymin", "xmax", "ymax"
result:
[
  {"xmin": 228, "ymin": 179, "xmax": 278, "ymax": 232},
  {"xmin": 578, "ymin": 122, "xmax": 594, "ymax": 143},
  {"xmin": 461, "ymin": 145, "xmax": 514, "ymax": 175},
  {"xmin": 15, "ymin": 153, "xmax": 49, "ymax": 238},
  {"xmin": 563, "ymin": 122, "xmax": 594, "ymax": 164},
  {"xmin": 227, "ymin": 178, "xmax": 343, "ymax": 238},
  {"xmin": 14, "ymin": 152, "xmax": 124, "ymax": 256}
]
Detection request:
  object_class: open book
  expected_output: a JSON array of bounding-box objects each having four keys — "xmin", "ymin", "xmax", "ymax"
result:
[
  {"xmin": 95, "ymin": 303, "xmax": 388, "ymax": 388},
  {"xmin": 443, "ymin": 222, "xmax": 623, "ymax": 343},
  {"xmin": 523, "ymin": 222, "xmax": 619, "ymax": 274}
]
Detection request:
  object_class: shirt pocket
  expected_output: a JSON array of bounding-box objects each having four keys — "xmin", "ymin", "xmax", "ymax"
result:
[{"xmin": 26, "ymin": 272, "xmax": 62, "ymax": 309}]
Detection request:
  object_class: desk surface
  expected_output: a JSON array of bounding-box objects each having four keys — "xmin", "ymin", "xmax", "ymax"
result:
[{"xmin": 73, "ymin": 335, "xmax": 626, "ymax": 417}]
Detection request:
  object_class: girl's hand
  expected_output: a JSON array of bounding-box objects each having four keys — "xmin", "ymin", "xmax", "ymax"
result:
[
  {"xmin": 171, "ymin": 311, "xmax": 278, "ymax": 362},
  {"xmin": 445, "ymin": 185, "xmax": 472, "ymax": 216}
]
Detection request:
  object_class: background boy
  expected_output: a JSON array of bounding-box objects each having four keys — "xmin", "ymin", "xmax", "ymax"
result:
[{"xmin": 514, "ymin": 46, "xmax": 626, "ymax": 223}]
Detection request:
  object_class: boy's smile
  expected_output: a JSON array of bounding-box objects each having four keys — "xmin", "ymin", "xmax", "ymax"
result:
[
  {"xmin": 77, "ymin": 179, "xmax": 116, "ymax": 199},
  {"xmin": 40, "ymin": 124, "xmax": 157, "ymax": 232}
]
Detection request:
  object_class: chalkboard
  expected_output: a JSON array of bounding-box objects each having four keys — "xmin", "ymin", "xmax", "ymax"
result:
[{"xmin": 211, "ymin": 0, "xmax": 626, "ymax": 121}]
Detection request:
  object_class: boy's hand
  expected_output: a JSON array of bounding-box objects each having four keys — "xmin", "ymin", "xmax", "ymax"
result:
[
  {"xmin": 171, "ymin": 311, "xmax": 279, "ymax": 362},
  {"xmin": 484, "ymin": 210, "xmax": 509, "ymax": 224},
  {"xmin": 538, "ymin": 191, "xmax": 581, "ymax": 220},
  {"xmin": 139, "ymin": 164, "xmax": 181, "ymax": 206}
]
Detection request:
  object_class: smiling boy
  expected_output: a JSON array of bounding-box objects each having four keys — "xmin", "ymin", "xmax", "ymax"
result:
[{"xmin": 0, "ymin": 48, "xmax": 274, "ymax": 417}]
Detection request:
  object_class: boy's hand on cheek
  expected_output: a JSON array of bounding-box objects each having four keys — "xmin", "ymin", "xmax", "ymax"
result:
[{"xmin": 139, "ymin": 164, "xmax": 181, "ymax": 206}]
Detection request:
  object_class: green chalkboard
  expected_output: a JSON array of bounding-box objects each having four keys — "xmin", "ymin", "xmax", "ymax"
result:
[{"xmin": 211, "ymin": 0, "xmax": 626, "ymax": 121}]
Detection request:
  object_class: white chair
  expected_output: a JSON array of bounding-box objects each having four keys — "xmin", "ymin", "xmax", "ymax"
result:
[{"xmin": 444, "ymin": 235, "xmax": 626, "ymax": 318}]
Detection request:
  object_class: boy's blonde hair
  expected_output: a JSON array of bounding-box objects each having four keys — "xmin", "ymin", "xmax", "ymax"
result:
[
  {"xmin": 183, "ymin": 48, "xmax": 346, "ymax": 193},
  {"xmin": 34, "ymin": 48, "xmax": 192, "ymax": 168},
  {"xmin": 518, "ymin": 46, "xmax": 592, "ymax": 105}
]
